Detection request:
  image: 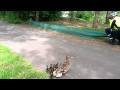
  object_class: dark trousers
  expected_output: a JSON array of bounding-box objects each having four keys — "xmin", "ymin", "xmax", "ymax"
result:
[
  {"xmin": 105, "ymin": 28, "xmax": 115, "ymax": 41},
  {"xmin": 105, "ymin": 28, "xmax": 120, "ymax": 42},
  {"xmin": 105, "ymin": 28, "xmax": 113, "ymax": 35}
]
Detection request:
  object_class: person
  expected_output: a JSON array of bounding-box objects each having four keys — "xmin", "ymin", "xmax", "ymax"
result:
[{"xmin": 105, "ymin": 12, "xmax": 120, "ymax": 45}]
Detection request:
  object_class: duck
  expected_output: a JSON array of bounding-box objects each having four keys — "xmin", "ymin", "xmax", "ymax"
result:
[
  {"xmin": 53, "ymin": 63, "xmax": 63, "ymax": 77},
  {"xmin": 53, "ymin": 69, "xmax": 63, "ymax": 78},
  {"xmin": 62, "ymin": 54, "xmax": 71, "ymax": 74},
  {"xmin": 53, "ymin": 54, "xmax": 71, "ymax": 77}
]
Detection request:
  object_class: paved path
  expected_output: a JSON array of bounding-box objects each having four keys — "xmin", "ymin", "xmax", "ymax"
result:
[{"xmin": 0, "ymin": 21, "xmax": 120, "ymax": 79}]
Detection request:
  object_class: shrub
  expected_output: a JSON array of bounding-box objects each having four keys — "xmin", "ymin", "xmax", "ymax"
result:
[{"xmin": 4, "ymin": 12, "xmax": 21, "ymax": 24}]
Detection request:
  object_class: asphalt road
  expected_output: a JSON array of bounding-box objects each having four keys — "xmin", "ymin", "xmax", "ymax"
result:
[{"xmin": 0, "ymin": 21, "xmax": 120, "ymax": 79}]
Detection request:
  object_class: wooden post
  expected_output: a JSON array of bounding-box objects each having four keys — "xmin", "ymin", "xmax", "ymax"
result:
[{"xmin": 30, "ymin": 18, "xmax": 32, "ymax": 25}]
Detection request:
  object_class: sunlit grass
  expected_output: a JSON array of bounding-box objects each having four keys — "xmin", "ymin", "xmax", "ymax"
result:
[{"xmin": 0, "ymin": 44, "xmax": 49, "ymax": 79}]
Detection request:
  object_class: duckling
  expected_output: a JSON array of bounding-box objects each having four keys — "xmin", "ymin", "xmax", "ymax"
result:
[
  {"xmin": 53, "ymin": 68, "xmax": 63, "ymax": 78},
  {"xmin": 55, "ymin": 62, "xmax": 59, "ymax": 69},
  {"xmin": 49, "ymin": 69, "xmax": 54, "ymax": 79},
  {"xmin": 53, "ymin": 63, "xmax": 63, "ymax": 77},
  {"xmin": 53, "ymin": 64, "xmax": 56, "ymax": 71},
  {"xmin": 49, "ymin": 64, "xmax": 53, "ymax": 72},
  {"xmin": 50, "ymin": 73, "xmax": 54, "ymax": 79},
  {"xmin": 46, "ymin": 64, "xmax": 52, "ymax": 75},
  {"xmin": 52, "ymin": 63, "xmax": 57, "ymax": 71}
]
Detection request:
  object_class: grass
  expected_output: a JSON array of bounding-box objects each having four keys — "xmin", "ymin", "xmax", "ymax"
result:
[{"xmin": 0, "ymin": 44, "xmax": 49, "ymax": 79}]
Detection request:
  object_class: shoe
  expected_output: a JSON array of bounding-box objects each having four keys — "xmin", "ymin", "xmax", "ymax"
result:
[
  {"xmin": 108, "ymin": 34, "xmax": 111, "ymax": 37},
  {"xmin": 109, "ymin": 39, "xmax": 116, "ymax": 45}
]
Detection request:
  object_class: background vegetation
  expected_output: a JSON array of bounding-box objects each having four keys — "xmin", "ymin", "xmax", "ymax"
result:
[{"xmin": 0, "ymin": 11, "xmax": 120, "ymax": 28}]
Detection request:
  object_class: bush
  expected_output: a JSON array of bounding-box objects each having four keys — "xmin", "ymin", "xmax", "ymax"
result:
[
  {"xmin": 98, "ymin": 11, "xmax": 106, "ymax": 24},
  {"xmin": 75, "ymin": 11, "xmax": 84, "ymax": 18},
  {"xmin": 40, "ymin": 11, "xmax": 62, "ymax": 21},
  {"xmin": 18, "ymin": 11, "xmax": 35, "ymax": 21},
  {"xmin": 48, "ymin": 11, "xmax": 62, "ymax": 21},
  {"xmin": 4, "ymin": 12, "xmax": 21, "ymax": 24},
  {"xmin": 0, "ymin": 11, "xmax": 62, "ymax": 23},
  {"xmin": 75, "ymin": 11, "xmax": 94, "ymax": 22}
]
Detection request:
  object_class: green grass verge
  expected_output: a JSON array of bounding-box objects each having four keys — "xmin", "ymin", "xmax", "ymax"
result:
[{"xmin": 0, "ymin": 44, "xmax": 49, "ymax": 79}]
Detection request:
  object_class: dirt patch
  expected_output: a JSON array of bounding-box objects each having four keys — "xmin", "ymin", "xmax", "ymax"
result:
[{"xmin": 112, "ymin": 46, "xmax": 120, "ymax": 50}]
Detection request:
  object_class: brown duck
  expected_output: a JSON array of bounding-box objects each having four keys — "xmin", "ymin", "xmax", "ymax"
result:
[{"xmin": 53, "ymin": 54, "xmax": 71, "ymax": 77}]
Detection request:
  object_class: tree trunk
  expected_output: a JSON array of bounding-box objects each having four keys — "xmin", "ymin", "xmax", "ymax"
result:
[
  {"xmin": 35, "ymin": 11, "xmax": 39, "ymax": 21},
  {"xmin": 92, "ymin": 11, "xmax": 100, "ymax": 28},
  {"xmin": 70, "ymin": 11, "xmax": 74, "ymax": 21},
  {"xmin": 105, "ymin": 11, "xmax": 111, "ymax": 24}
]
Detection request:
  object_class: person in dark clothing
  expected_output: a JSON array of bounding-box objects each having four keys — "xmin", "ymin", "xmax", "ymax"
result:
[{"xmin": 105, "ymin": 12, "xmax": 120, "ymax": 45}]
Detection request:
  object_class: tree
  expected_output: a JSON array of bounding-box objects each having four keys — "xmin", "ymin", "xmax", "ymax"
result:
[
  {"xmin": 105, "ymin": 11, "xmax": 111, "ymax": 24},
  {"xmin": 92, "ymin": 11, "xmax": 100, "ymax": 28},
  {"xmin": 0, "ymin": 11, "xmax": 62, "ymax": 23},
  {"xmin": 70, "ymin": 11, "xmax": 74, "ymax": 21},
  {"xmin": 35, "ymin": 11, "xmax": 39, "ymax": 21}
]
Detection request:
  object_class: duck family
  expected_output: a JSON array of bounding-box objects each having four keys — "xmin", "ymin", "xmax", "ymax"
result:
[{"xmin": 46, "ymin": 54, "xmax": 71, "ymax": 79}]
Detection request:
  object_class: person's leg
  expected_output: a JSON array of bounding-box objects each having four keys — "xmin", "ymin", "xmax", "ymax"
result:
[
  {"xmin": 105, "ymin": 28, "xmax": 112, "ymax": 35},
  {"xmin": 110, "ymin": 34, "xmax": 116, "ymax": 45},
  {"xmin": 105, "ymin": 28, "xmax": 115, "ymax": 44},
  {"xmin": 111, "ymin": 30, "xmax": 117, "ymax": 45}
]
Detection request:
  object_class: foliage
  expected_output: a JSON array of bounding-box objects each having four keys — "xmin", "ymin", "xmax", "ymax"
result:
[
  {"xmin": 4, "ymin": 12, "xmax": 21, "ymax": 24},
  {"xmin": 98, "ymin": 11, "xmax": 106, "ymax": 24},
  {"xmin": 1, "ymin": 11, "xmax": 120, "ymax": 24},
  {"xmin": 17, "ymin": 11, "xmax": 35, "ymax": 21},
  {"xmin": 40, "ymin": 11, "xmax": 62, "ymax": 21},
  {"xmin": 75, "ymin": 11, "xmax": 94, "ymax": 22},
  {"xmin": 75, "ymin": 11, "xmax": 110, "ymax": 24},
  {"xmin": 48, "ymin": 11, "xmax": 62, "ymax": 21},
  {"xmin": 0, "ymin": 11, "xmax": 21, "ymax": 24},
  {"xmin": 0, "ymin": 11, "xmax": 62, "ymax": 23},
  {"xmin": 75, "ymin": 11, "xmax": 84, "ymax": 18}
]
